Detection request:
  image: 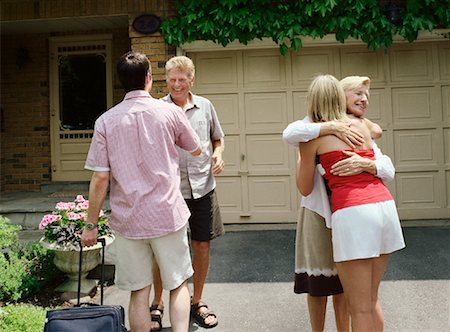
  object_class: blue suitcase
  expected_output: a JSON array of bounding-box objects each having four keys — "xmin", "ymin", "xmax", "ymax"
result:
[{"xmin": 44, "ymin": 238, "xmax": 127, "ymax": 332}]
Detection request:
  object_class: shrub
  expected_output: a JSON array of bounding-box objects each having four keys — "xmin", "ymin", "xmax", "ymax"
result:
[
  {"xmin": 0, "ymin": 304, "xmax": 48, "ymax": 332},
  {"xmin": 0, "ymin": 250, "xmax": 31, "ymax": 302},
  {"xmin": 0, "ymin": 216, "xmax": 21, "ymax": 250},
  {"xmin": 0, "ymin": 216, "xmax": 59, "ymax": 303}
]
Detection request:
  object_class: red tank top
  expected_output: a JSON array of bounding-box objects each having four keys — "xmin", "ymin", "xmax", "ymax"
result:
[{"xmin": 319, "ymin": 149, "xmax": 393, "ymax": 212}]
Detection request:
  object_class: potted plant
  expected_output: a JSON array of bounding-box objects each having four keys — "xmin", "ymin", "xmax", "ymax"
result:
[{"xmin": 39, "ymin": 195, "xmax": 114, "ymax": 294}]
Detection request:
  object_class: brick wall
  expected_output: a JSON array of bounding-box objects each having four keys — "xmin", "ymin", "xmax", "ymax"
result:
[
  {"xmin": 1, "ymin": 0, "xmax": 179, "ymax": 192},
  {"xmin": 1, "ymin": 34, "xmax": 51, "ymax": 191},
  {"xmin": 1, "ymin": 28, "xmax": 132, "ymax": 192}
]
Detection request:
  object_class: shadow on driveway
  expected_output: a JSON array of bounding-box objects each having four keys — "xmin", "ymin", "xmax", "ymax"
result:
[{"xmin": 207, "ymin": 226, "xmax": 450, "ymax": 283}]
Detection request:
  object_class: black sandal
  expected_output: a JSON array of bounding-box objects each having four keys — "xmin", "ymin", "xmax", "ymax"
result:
[
  {"xmin": 150, "ymin": 304, "xmax": 164, "ymax": 331},
  {"xmin": 191, "ymin": 302, "xmax": 218, "ymax": 329}
]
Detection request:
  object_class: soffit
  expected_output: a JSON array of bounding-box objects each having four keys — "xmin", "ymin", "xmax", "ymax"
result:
[{"xmin": 1, "ymin": 15, "xmax": 128, "ymax": 35}]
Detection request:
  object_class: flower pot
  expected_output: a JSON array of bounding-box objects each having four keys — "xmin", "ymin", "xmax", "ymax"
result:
[{"xmin": 40, "ymin": 236, "xmax": 114, "ymax": 295}]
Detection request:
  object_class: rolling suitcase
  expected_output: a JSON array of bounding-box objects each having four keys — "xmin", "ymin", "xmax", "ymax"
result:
[{"xmin": 44, "ymin": 238, "xmax": 127, "ymax": 332}]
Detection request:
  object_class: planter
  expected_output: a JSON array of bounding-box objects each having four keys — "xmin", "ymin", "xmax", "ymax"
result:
[{"xmin": 40, "ymin": 235, "xmax": 114, "ymax": 295}]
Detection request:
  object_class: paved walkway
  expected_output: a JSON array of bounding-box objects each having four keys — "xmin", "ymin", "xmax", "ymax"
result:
[
  {"xmin": 101, "ymin": 226, "xmax": 449, "ymax": 331},
  {"xmin": 5, "ymin": 192, "xmax": 450, "ymax": 331}
]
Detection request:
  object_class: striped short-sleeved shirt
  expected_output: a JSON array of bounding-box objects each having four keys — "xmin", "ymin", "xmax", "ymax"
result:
[
  {"xmin": 85, "ymin": 90, "xmax": 200, "ymax": 239},
  {"xmin": 161, "ymin": 93, "xmax": 225, "ymax": 199}
]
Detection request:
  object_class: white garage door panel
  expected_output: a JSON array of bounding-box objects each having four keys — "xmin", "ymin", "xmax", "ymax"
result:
[
  {"xmin": 243, "ymin": 50, "xmax": 286, "ymax": 87},
  {"xmin": 365, "ymin": 88, "xmax": 388, "ymax": 127},
  {"xmin": 291, "ymin": 48, "xmax": 336, "ymax": 86},
  {"xmin": 246, "ymin": 134, "xmax": 290, "ymax": 173},
  {"xmin": 292, "ymin": 92, "xmax": 308, "ymax": 122},
  {"xmin": 397, "ymin": 172, "xmax": 438, "ymax": 204},
  {"xmin": 390, "ymin": 45, "xmax": 434, "ymax": 82},
  {"xmin": 392, "ymin": 87, "xmax": 439, "ymax": 124},
  {"xmin": 216, "ymin": 176, "xmax": 242, "ymax": 210},
  {"xmin": 439, "ymin": 44, "xmax": 450, "ymax": 80},
  {"xmin": 394, "ymin": 129, "xmax": 439, "ymax": 168},
  {"xmin": 443, "ymin": 86, "xmax": 450, "ymax": 122},
  {"xmin": 445, "ymin": 129, "xmax": 450, "ymax": 165},
  {"xmin": 244, "ymin": 92, "xmax": 287, "ymax": 131},
  {"xmin": 247, "ymin": 176, "xmax": 293, "ymax": 222},
  {"xmin": 395, "ymin": 171, "xmax": 447, "ymax": 220},
  {"xmin": 202, "ymin": 93, "xmax": 240, "ymax": 133},
  {"xmin": 193, "ymin": 52, "xmax": 238, "ymax": 89},
  {"xmin": 340, "ymin": 47, "xmax": 385, "ymax": 81},
  {"xmin": 447, "ymin": 171, "xmax": 450, "ymax": 207}
]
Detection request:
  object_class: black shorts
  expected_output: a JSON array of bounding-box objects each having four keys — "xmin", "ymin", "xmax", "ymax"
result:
[{"xmin": 185, "ymin": 189, "xmax": 225, "ymax": 242}]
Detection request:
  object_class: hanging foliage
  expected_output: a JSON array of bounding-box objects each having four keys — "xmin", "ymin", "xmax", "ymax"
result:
[{"xmin": 161, "ymin": 0, "xmax": 450, "ymax": 55}]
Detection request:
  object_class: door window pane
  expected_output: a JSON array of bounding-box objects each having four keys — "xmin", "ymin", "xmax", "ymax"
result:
[{"xmin": 59, "ymin": 54, "xmax": 107, "ymax": 130}]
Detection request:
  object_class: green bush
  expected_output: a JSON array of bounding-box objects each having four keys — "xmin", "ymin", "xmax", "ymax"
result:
[
  {"xmin": 0, "ymin": 304, "xmax": 48, "ymax": 332},
  {"xmin": 0, "ymin": 216, "xmax": 21, "ymax": 249},
  {"xmin": 0, "ymin": 251, "xmax": 30, "ymax": 302},
  {"xmin": 0, "ymin": 216, "xmax": 59, "ymax": 303}
]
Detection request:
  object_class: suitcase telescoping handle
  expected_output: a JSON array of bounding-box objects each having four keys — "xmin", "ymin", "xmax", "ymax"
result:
[{"xmin": 78, "ymin": 238, "xmax": 106, "ymax": 306}]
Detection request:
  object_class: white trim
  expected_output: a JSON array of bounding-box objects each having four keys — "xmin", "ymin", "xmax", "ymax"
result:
[{"xmin": 179, "ymin": 29, "xmax": 450, "ymax": 53}]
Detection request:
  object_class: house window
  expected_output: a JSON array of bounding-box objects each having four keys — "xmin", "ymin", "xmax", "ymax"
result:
[{"xmin": 59, "ymin": 54, "xmax": 107, "ymax": 130}]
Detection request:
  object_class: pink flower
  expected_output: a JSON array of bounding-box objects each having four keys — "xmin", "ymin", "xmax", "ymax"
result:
[
  {"xmin": 76, "ymin": 201, "xmax": 89, "ymax": 211},
  {"xmin": 55, "ymin": 202, "xmax": 69, "ymax": 210},
  {"xmin": 39, "ymin": 214, "xmax": 62, "ymax": 230},
  {"xmin": 67, "ymin": 212, "xmax": 80, "ymax": 220},
  {"xmin": 75, "ymin": 195, "xmax": 86, "ymax": 202}
]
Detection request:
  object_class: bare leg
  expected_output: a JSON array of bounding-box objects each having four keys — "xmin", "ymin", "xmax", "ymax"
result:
[
  {"xmin": 169, "ymin": 279, "xmax": 191, "ymax": 332},
  {"xmin": 332, "ymin": 293, "xmax": 350, "ymax": 332},
  {"xmin": 129, "ymin": 285, "xmax": 151, "ymax": 332},
  {"xmin": 191, "ymin": 240, "xmax": 210, "ymax": 304},
  {"xmin": 150, "ymin": 262, "xmax": 164, "ymax": 330},
  {"xmin": 151, "ymin": 262, "xmax": 164, "ymax": 306},
  {"xmin": 191, "ymin": 240, "xmax": 216, "ymax": 326},
  {"xmin": 371, "ymin": 254, "xmax": 390, "ymax": 332},
  {"xmin": 306, "ymin": 295, "xmax": 327, "ymax": 332},
  {"xmin": 336, "ymin": 259, "xmax": 374, "ymax": 332}
]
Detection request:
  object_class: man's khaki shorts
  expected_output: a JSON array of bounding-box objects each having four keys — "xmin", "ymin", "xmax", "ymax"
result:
[{"xmin": 114, "ymin": 225, "xmax": 193, "ymax": 291}]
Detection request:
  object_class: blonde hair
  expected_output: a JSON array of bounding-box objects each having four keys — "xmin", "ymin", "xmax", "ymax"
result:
[
  {"xmin": 165, "ymin": 55, "xmax": 195, "ymax": 80},
  {"xmin": 340, "ymin": 76, "xmax": 370, "ymax": 93},
  {"xmin": 307, "ymin": 74, "xmax": 347, "ymax": 123}
]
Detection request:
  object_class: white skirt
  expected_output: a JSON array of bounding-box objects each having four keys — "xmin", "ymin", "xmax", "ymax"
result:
[{"xmin": 331, "ymin": 200, "xmax": 405, "ymax": 262}]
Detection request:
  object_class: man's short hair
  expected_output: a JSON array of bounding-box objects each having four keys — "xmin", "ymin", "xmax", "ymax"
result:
[
  {"xmin": 117, "ymin": 51, "xmax": 151, "ymax": 92},
  {"xmin": 165, "ymin": 55, "xmax": 195, "ymax": 80}
]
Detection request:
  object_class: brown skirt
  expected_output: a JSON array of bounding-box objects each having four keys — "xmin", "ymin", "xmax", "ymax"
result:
[{"xmin": 294, "ymin": 207, "xmax": 343, "ymax": 297}]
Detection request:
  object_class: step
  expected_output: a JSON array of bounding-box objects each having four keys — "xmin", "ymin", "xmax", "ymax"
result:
[
  {"xmin": 41, "ymin": 181, "xmax": 90, "ymax": 194},
  {"xmin": 0, "ymin": 191, "xmax": 110, "ymax": 230}
]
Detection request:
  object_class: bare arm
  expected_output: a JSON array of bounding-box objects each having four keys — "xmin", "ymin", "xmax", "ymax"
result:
[
  {"xmin": 211, "ymin": 137, "xmax": 225, "ymax": 175},
  {"xmin": 283, "ymin": 117, "xmax": 365, "ymax": 148},
  {"xmin": 330, "ymin": 150, "xmax": 377, "ymax": 176},
  {"xmin": 297, "ymin": 142, "xmax": 317, "ymax": 196},
  {"xmin": 81, "ymin": 171, "xmax": 109, "ymax": 247},
  {"xmin": 364, "ymin": 118, "xmax": 382, "ymax": 139},
  {"xmin": 330, "ymin": 142, "xmax": 395, "ymax": 181}
]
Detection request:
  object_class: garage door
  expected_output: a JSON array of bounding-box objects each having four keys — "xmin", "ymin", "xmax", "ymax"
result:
[{"xmin": 187, "ymin": 40, "xmax": 450, "ymax": 223}]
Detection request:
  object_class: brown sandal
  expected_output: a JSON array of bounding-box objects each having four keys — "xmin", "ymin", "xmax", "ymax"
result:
[
  {"xmin": 191, "ymin": 302, "xmax": 218, "ymax": 329},
  {"xmin": 150, "ymin": 304, "xmax": 164, "ymax": 331}
]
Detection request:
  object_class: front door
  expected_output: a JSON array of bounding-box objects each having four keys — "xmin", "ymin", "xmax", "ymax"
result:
[{"xmin": 49, "ymin": 35, "xmax": 113, "ymax": 181}]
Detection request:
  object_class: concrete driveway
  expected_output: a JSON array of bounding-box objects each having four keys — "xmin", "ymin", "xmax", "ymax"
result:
[{"xmin": 101, "ymin": 225, "xmax": 450, "ymax": 331}]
